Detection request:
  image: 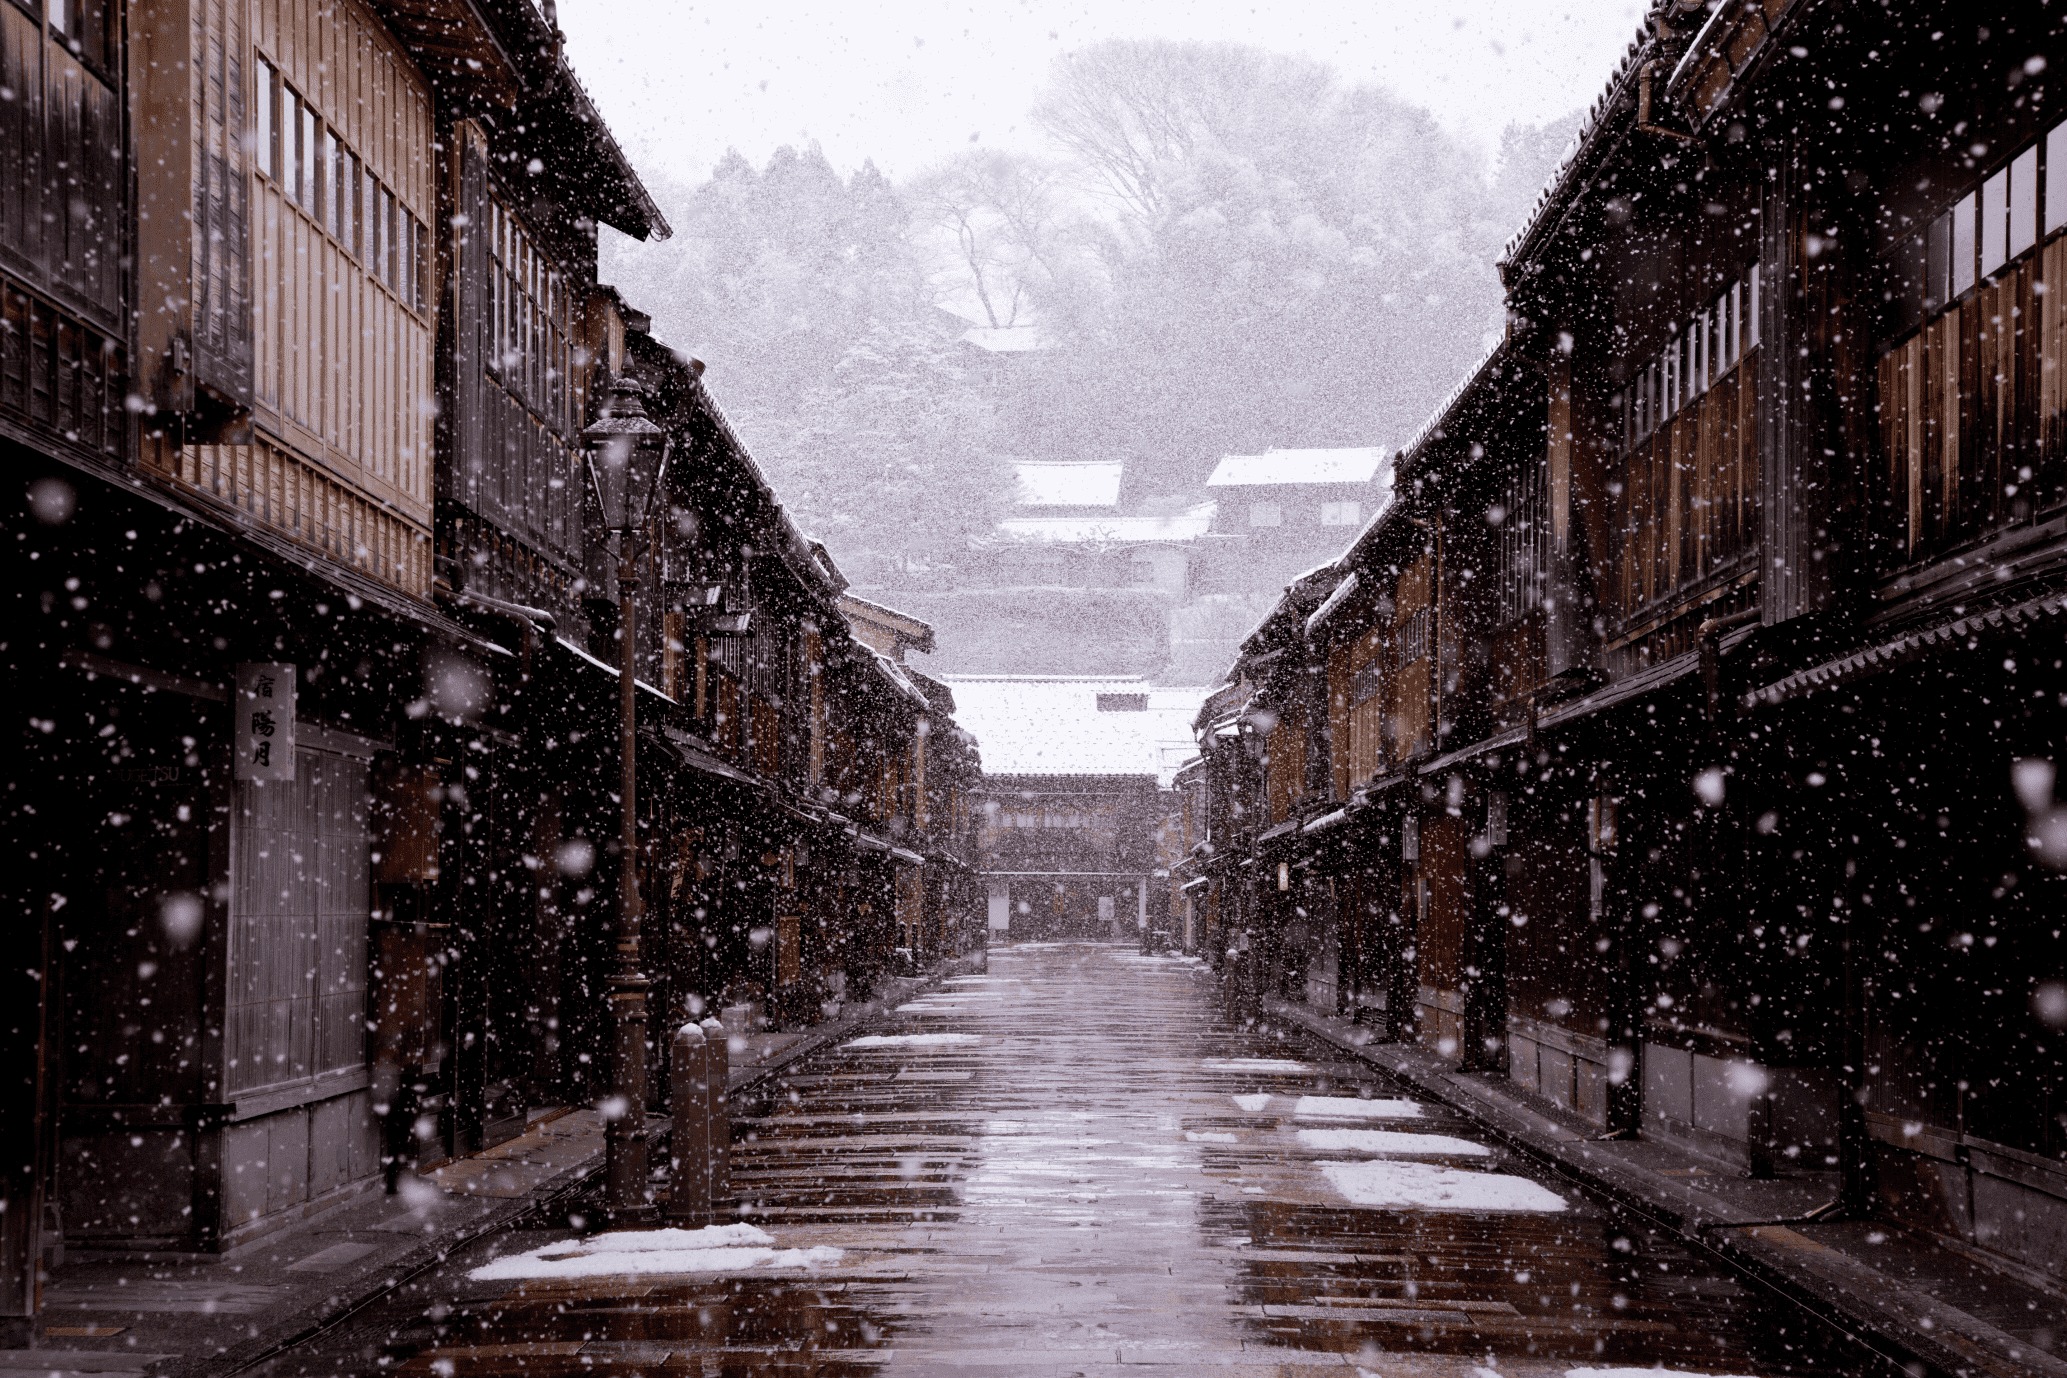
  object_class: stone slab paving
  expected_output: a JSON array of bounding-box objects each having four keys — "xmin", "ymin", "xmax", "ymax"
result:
[
  {"xmin": 1276, "ymin": 999, "xmax": 2067, "ymax": 1378},
  {"xmin": 242, "ymin": 944, "xmax": 1892, "ymax": 1378},
  {"xmin": 8, "ymin": 969, "xmax": 964, "ymax": 1378}
]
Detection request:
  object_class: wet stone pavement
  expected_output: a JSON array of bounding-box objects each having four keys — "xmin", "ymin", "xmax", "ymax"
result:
[{"xmin": 251, "ymin": 944, "xmax": 1884, "ymax": 1377}]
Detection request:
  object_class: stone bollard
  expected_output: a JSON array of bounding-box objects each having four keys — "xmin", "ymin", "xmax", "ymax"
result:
[
  {"xmin": 700, "ymin": 1015, "xmax": 730, "ymax": 1210},
  {"xmin": 667, "ymin": 1021, "xmax": 714, "ymax": 1225}
]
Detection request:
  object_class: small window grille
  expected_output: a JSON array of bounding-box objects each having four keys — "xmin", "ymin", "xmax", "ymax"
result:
[{"xmin": 1496, "ymin": 463, "xmax": 1550, "ymax": 626}]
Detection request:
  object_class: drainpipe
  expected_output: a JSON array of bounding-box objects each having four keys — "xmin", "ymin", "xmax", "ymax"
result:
[
  {"xmin": 1636, "ymin": 60, "xmax": 1697, "ymax": 144},
  {"xmin": 540, "ymin": 0, "xmax": 565, "ymax": 66},
  {"xmin": 1697, "ymin": 605, "xmax": 1761, "ymax": 724}
]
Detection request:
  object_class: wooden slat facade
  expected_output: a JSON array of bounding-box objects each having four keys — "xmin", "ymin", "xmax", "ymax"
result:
[
  {"xmin": 0, "ymin": 277, "xmax": 124, "ymax": 464},
  {"xmin": 136, "ymin": 0, "xmax": 436, "ymax": 597},
  {"xmin": 1876, "ymin": 239, "xmax": 2067, "ymax": 564},
  {"xmin": 1263, "ymin": 704, "xmax": 1305, "ymax": 824},
  {"xmin": 249, "ymin": 0, "xmax": 434, "ymax": 515},
  {"xmin": 440, "ymin": 118, "xmax": 590, "ymax": 623},
  {"xmin": 1612, "ymin": 350, "xmax": 1760, "ymax": 661},
  {"xmin": 0, "ymin": 3, "xmax": 124, "ymax": 325},
  {"xmin": 189, "ymin": 0, "xmax": 252, "ymax": 399},
  {"xmin": 0, "ymin": 0, "xmax": 128, "ymax": 468},
  {"xmin": 1330, "ymin": 622, "xmax": 1389, "ymax": 791}
]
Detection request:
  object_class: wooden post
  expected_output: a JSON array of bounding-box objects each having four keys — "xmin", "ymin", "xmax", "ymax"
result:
[
  {"xmin": 1463, "ymin": 783, "xmax": 1511, "ymax": 1073},
  {"xmin": 1543, "ymin": 351, "xmax": 1597, "ymax": 681},
  {"xmin": 1758, "ymin": 134, "xmax": 1843, "ymax": 626}
]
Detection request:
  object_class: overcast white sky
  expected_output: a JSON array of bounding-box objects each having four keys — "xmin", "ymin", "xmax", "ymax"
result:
[{"xmin": 557, "ymin": 0, "xmax": 1650, "ymax": 192}]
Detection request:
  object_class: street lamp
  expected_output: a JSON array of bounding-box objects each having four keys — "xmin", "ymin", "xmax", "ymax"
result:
[{"xmin": 583, "ymin": 374, "xmax": 671, "ymax": 1222}]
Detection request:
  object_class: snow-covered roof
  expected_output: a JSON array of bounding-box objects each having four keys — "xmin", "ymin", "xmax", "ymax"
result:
[
  {"xmin": 1015, "ymin": 461, "xmax": 1124, "ymax": 509},
  {"xmin": 942, "ymin": 678, "xmax": 1210, "ymax": 786},
  {"xmin": 997, "ymin": 502, "xmax": 1216, "ymax": 546},
  {"xmin": 866, "ymin": 648, "xmax": 931, "ymax": 710},
  {"xmin": 962, "ymin": 325, "xmax": 1051, "ymax": 354},
  {"xmin": 1206, "ymin": 447, "xmax": 1388, "ymax": 488}
]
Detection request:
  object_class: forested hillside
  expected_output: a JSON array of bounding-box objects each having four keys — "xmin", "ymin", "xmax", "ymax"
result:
[{"xmin": 601, "ymin": 39, "xmax": 1579, "ymax": 593}]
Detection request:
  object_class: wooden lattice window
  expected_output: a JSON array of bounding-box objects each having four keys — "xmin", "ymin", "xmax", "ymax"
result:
[{"xmin": 488, "ymin": 195, "xmax": 575, "ymax": 433}]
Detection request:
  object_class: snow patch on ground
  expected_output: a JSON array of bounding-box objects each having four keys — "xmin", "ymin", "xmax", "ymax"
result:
[
  {"xmin": 469, "ymin": 1225, "xmax": 842, "ymax": 1281},
  {"xmin": 1292, "ymin": 1095, "xmax": 1423, "ymax": 1120},
  {"xmin": 1203, "ymin": 1057, "xmax": 1310, "ymax": 1073},
  {"xmin": 1319, "ymin": 1160, "xmax": 1566, "ymax": 1212},
  {"xmin": 1231, "ymin": 1093, "xmax": 1273, "ymax": 1113},
  {"xmin": 1296, "ymin": 1128, "xmax": 1489, "ymax": 1156},
  {"xmin": 845, "ymin": 1032, "xmax": 982, "ymax": 1048},
  {"xmin": 1185, "ymin": 1130, "xmax": 1237, "ymax": 1143}
]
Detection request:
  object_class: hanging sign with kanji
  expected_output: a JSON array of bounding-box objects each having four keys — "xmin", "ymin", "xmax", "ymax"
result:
[{"xmin": 234, "ymin": 662, "xmax": 297, "ymax": 781}]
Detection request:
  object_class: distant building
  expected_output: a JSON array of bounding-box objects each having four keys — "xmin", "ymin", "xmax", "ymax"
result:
[
  {"xmin": 952, "ymin": 316, "xmax": 1054, "ymax": 391},
  {"xmin": 992, "ymin": 460, "xmax": 1217, "ymax": 600},
  {"xmin": 1205, "ymin": 447, "xmax": 1394, "ymax": 588},
  {"xmin": 839, "ymin": 592, "xmax": 937, "ymax": 664},
  {"xmin": 1012, "ymin": 459, "xmax": 1124, "ymax": 510},
  {"xmin": 887, "ymin": 462, "xmax": 1216, "ymax": 677},
  {"xmin": 875, "ymin": 450, "xmax": 1390, "ymax": 683},
  {"xmin": 946, "ymin": 677, "xmax": 1202, "ymax": 941}
]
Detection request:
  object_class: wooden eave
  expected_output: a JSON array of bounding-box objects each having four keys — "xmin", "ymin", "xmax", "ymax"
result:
[
  {"xmin": 1502, "ymin": 22, "xmax": 1657, "ymax": 278},
  {"xmin": 627, "ymin": 332, "xmax": 837, "ymax": 610},
  {"xmin": 370, "ymin": 0, "xmax": 524, "ymax": 111},
  {"xmin": 1334, "ymin": 336, "xmax": 1525, "ymax": 584},
  {"xmin": 512, "ymin": 79, "xmax": 669, "ymax": 241},
  {"xmin": 369, "ymin": 0, "xmax": 668, "ymax": 241},
  {"xmin": 1666, "ymin": 0, "xmax": 1807, "ymax": 134}
]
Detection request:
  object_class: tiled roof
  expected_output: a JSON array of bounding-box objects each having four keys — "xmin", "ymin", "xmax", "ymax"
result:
[{"xmin": 1500, "ymin": 3, "xmax": 1683, "ymax": 271}]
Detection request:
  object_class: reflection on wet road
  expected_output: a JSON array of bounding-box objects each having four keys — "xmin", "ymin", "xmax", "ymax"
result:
[{"xmin": 256, "ymin": 943, "xmax": 1878, "ymax": 1376}]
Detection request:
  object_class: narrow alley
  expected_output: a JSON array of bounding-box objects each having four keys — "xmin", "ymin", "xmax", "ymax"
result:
[{"xmin": 245, "ymin": 944, "xmax": 1872, "ymax": 1377}]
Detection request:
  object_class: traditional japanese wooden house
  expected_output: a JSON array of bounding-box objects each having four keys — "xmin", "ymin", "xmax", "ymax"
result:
[
  {"xmin": 1203, "ymin": 0, "xmax": 2067, "ymax": 1290},
  {"xmin": 2, "ymin": 0, "xmax": 976, "ymax": 1339}
]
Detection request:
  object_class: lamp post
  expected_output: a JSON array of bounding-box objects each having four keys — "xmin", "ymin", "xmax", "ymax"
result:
[{"xmin": 583, "ymin": 374, "xmax": 671, "ymax": 1223}]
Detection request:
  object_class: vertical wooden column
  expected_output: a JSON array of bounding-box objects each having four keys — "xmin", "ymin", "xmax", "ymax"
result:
[
  {"xmin": 1544, "ymin": 351, "xmax": 1598, "ymax": 681},
  {"xmin": 1594, "ymin": 788, "xmax": 1642, "ymax": 1135},
  {"xmin": 440, "ymin": 119, "xmax": 492, "ymax": 515},
  {"xmin": 1393, "ymin": 808, "xmax": 1424, "ymax": 1044},
  {"xmin": 1462, "ymin": 779, "xmax": 1511, "ymax": 1073},
  {"xmin": 1757, "ymin": 134, "xmax": 1846, "ymax": 626}
]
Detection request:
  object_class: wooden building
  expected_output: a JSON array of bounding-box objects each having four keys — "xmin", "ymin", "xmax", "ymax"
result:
[
  {"xmin": 0, "ymin": 0, "xmax": 671, "ymax": 1301},
  {"xmin": 1, "ymin": 0, "xmax": 974, "ymax": 1341},
  {"xmin": 1200, "ymin": 0, "xmax": 2067, "ymax": 1291},
  {"xmin": 951, "ymin": 678, "xmax": 1198, "ymax": 941}
]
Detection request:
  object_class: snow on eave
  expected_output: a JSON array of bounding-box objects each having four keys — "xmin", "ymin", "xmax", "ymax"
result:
[
  {"xmin": 839, "ymin": 591, "xmax": 936, "ymax": 654},
  {"xmin": 1233, "ymin": 560, "xmax": 1345, "ymax": 664},
  {"xmin": 1500, "ymin": 10, "xmax": 1663, "ymax": 272},
  {"xmin": 863, "ymin": 647, "xmax": 931, "ymax": 711}
]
